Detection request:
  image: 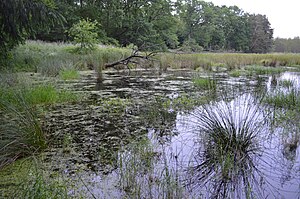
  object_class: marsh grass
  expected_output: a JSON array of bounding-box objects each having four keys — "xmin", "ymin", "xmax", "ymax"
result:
[
  {"xmin": 0, "ymin": 158, "xmax": 69, "ymax": 198},
  {"xmin": 187, "ymin": 94, "xmax": 268, "ymax": 198},
  {"xmin": 228, "ymin": 69, "xmax": 243, "ymax": 77},
  {"xmin": 0, "ymin": 75, "xmax": 79, "ymax": 168},
  {"xmin": 245, "ymin": 65, "xmax": 286, "ymax": 75},
  {"xmin": 265, "ymin": 89, "xmax": 299, "ymax": 108},
  {"xmin": 10, "ymin": 41, "xmax": 300, "ymax": 74},
  {"xmin": 0, "ymin": 80, "xmax": 79, "ymax": 106},
  {"xmin": 157, "ymin": 53, "xmax": 300, "ymax": 71},
  {"xmin": 11, "ymin": 40, "xmax": 131, "ymax": 76},
  {"xmin": 59, "ymin": 68, "xmax": 80, "ymax": 80},
  {"xmin": 278, "ymin": 79, "xmax": 294, "ymax": 88},
  {"xmin": 0, "ymin": 92, "xmax": 46, "ymax": 168},
  {"xmin": 192, "ymin": 76, "xmax": 217, "ymax": 91},
  {"xmin": 118, "ymin": 137, "xmax": 184, "ymax": 199}
]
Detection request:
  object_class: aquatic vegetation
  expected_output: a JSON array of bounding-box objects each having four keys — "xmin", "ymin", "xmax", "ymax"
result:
[
  {"xmin": 0, "ymin": 159, "xmax": 69, "ymax": 198},
  {"xmin": 98, "ymin": 97, "xmax": 130, "ymax": 114},
  {"xmin": 0, "ymin": 84, "xmax": 79, "ymax": 106},
  {"xmin": 59, "ymin": 68, "xmax": 80, "ymax": 80},
  {"xmin": 265, "ymin": 89, "xmax": 299, "ymax": 108},
  {"xmin": 192, "ymin": 76, "xmax": 217, "ymax": 91},
  {"xmin": 278, "ymin": 79, "xmax": 294, "ymax": 88},
  {"xmin": 118, "ymin": 137, "xmax": 184, "ymax": 199},
  {"xmin": 0, "ymin": 66, "xmax": 298, "ymax": 198},
  {"xmin": 187, "ymin": 94, "xmax": 268, "ymax": 198},
  {"xmin": 62, "ymin": 133, "xmax": 73, "ymax": 153},
  {"xmin": 171, "ymin": 94, "xmax": 207, "ymax": 112},
  {"xmin": 25, "ymin": 85, "xmax": 79, "ymax": 105},
  {"xmin": 245, "ymin": 65, "xmax": 286, "ymax": 75},
  {"xmin": 228, "ymin": 69, "xmax": 242, "ymax": 77},
  {"xmin": 144, "ymin": 96, "xmax": 177, "ymax": 129}
]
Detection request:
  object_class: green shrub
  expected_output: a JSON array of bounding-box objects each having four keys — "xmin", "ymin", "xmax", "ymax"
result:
[
  {"xmin": 68, "ymin": 19, "xmax": 99, "ymax": 53},
  {"xmin": 179, "ymin": 38, "xmax": 203, "ymax": 52}
]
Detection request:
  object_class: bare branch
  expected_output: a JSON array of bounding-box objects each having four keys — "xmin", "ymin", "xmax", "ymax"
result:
[{"xmin": 104, "ymin": 49, "xmax": 157, "ymax": 70}]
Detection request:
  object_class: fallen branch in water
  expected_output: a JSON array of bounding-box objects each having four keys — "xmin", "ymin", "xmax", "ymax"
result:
[{"xmin": 104, "ymin": 49, "xmax": 157, "ymax": 70}]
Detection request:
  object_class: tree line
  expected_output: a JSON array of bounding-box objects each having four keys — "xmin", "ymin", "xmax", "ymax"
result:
[
  {"xmin": 1, "ymin": 0, "xmax": 275, "ymax": 58},
  {"xmin": 273, "ymin": 37, "xmax": 300, "ymax": 53}
]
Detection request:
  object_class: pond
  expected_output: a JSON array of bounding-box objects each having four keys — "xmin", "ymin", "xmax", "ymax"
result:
[{"xmin": 42, "ymin": 69, "xmax": 299, "ymax": 198}]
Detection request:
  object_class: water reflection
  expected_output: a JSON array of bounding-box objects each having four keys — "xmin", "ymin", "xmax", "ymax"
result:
[
  {"xmin": 171, "ymin": 92, "xmax": 299, "ymax": 198},
  {"xmin": 42, "ymin": 70, "xmax": 300, "ymax": 198},
  {"xmin": 181, "ymin": 94, "xmax": 267, "ymax": 198}
]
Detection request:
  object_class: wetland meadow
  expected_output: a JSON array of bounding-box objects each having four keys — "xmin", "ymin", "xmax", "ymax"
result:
[{"xmin": 0, "ymin": 41, "xmax": 300, "ymax": 199}]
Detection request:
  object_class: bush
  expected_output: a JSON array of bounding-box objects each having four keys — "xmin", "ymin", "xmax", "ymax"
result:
[
  {"xmin": 68, "ymin": 19, "xmax": 99, "ymax": 53},
  {"xmin": 180, "ymin": 38, "xmax": 203, "ymax": 53}
]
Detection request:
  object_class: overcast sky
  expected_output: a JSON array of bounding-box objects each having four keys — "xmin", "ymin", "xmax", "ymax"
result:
[{"xmin": 203, "ymin": 0, "xmax": 299, "ymax": 38}]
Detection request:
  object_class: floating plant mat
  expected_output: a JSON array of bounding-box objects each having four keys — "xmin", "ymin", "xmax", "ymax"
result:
[{"xmin": 3, "ymin": 70, "xmax": 299, "ymax": 198}]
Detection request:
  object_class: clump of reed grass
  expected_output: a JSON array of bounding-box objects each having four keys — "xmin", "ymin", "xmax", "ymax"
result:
[
  {"xmin": 59, "ymin": 68, "xmax": 80, "ymax": 80},
  {"xmin": 187, "ymin": 94, "xmax": 267, "ymax": 198},
  {"xmin": 278, "ymin": 79, "xmax": 294, "ymax": 88},
  {"xmin": 25, "ymin": 85, "xmax": 78, "ymax": 105},
  {"xmin": 0, "ymin": 92, "xmax": 46, "ymax": 168},
  {"xmin": 0, "ymin": 75, "xmax": 79, "ymax": 168},
  {"xmin": 0, "ymin": 84, "xmax": 79, "ymax": 106},
  {"xmin": 38, "ymin": 54, "xmax": 79, "ymax": 76},
  {"xmin": 192, "ymin": 76, "xmax": 217, "ymax": 91},
  {"xmin": 1, "ymin": 74, "xmax": 79, "ymax": 106},
  {"xmin": 265, "ymin": 89, "xmax": 299, "ymax": 108},
  {"xmin": 228, "ymin": 69, "xmax": 242, "ymax": 77},
  {"xmin": 159, "ymin": 53, "xmax": 178, "ymax": 70},
  {"xmin": 245, "ymin": 65, "xmax": 286, "ymax": 75}
]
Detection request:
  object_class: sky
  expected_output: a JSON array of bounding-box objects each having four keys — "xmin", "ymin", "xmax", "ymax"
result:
[{"xmin": 204, "ymin": 0, "xmax": 300, "ymax": 38}]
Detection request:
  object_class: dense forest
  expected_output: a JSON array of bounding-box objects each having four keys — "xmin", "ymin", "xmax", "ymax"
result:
[
  {"xmin": 274, "ymin": 37, "xmax": 300, "ymax": 53},
  {"xmin": 2, "ymin": 0, "xmax": 298, "ymax": 60}
]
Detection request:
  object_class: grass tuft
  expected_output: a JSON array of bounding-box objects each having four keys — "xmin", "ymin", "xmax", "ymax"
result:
[
  {"xmin": 264, "ymin": 89, "xmax": 299, "ymax": 108},
  {"xmin": 245, "ymin": 65, "xmax": 286, "ymax": 75},
  {"xmin": 192, "ymin": 76, "xmax": 217, "ymax": 91},
  {"xmin": 59, "ymin": 68, "xmax": 80, "ymax": 80},
  {"xmin": 0, "ymin": 92, "xmax": 46, "ymax": 168},
  {"xmin": 187, "ymin": 94, "xmax": 267, "ymax": 198}
]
